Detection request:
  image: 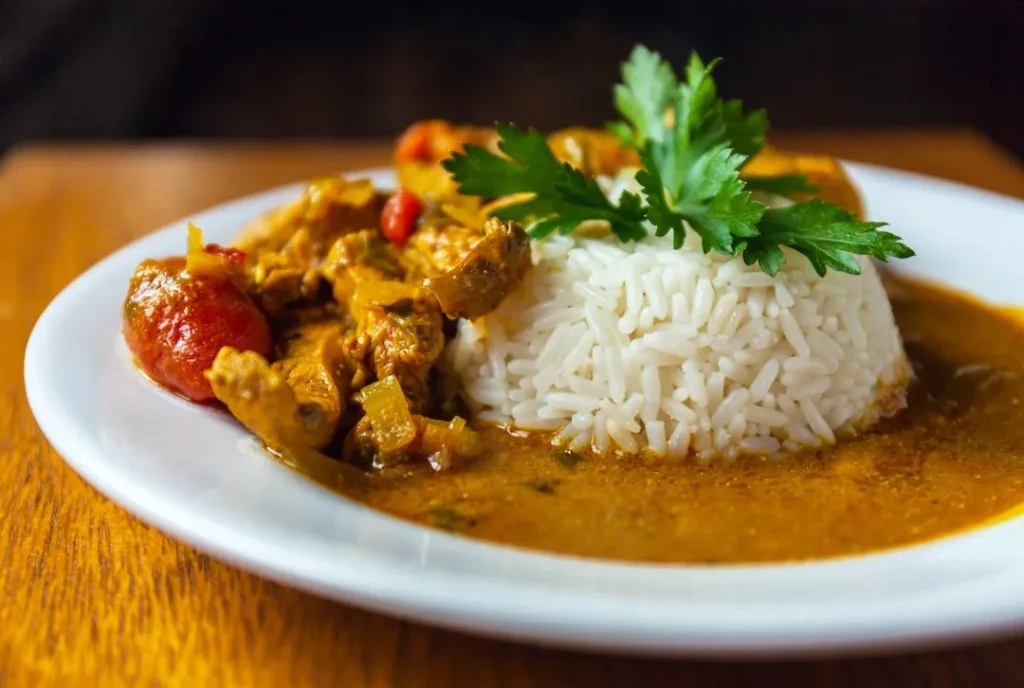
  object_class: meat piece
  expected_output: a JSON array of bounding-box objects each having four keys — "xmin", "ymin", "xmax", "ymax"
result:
[
  {"xmin": 239, "ymin": 179, "xmax": 389, "ymax": 313},
  {"xmin": 205, "ymin": 315, "xmax": 348, "ymax": 451},
  {"xmin": 345, "ymin": 283, "xmax": 445, "ymax": 414},
  {"xmin": 400, "ymin": 222, "xmax": 485, "ymax": 280},
  {"xmin": 364, "ymin": 292, "xmax": 445, "ymax": 413},
  {"xmin": 321, "ymin": 229, "xmax": 404, "ymax": 304},
  {"xmin": 320, "ymin": 232, "xmax": 410, "ymax": 396},
  {"xmin": 424, "ymin": 217, "xmax": 532, "ymax": 319},
  {"xmin": 234, "ymin": 177, "xmax": 385, "ymax": 260},
  {"xmin": 123, "ymin": 256, "xmax": 271, "ymax": 402},
  {"xmin": 323, "ymin": 229, "xmax": 403, "ymax": 280},
  {"xmin": 247, "ymin": 227, "xmax": 323, "ymax": 314}
]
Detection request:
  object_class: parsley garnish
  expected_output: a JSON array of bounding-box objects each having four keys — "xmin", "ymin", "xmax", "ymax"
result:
[
  {"xmin": 608, "ymin": 45, "xmax": 676, "ymax": 149},
  {"xmin": 441, "ymin": 45, "xmax": 914, "ymax": 277},
  {"xmin": 637, "ymin": 143, "xmax": 762, "ymax": 252},
  {"xmin": 441, "ymin": 123, "xmax": 647, "ymax": 241},
  {"xmin": 740, "ymin": 200, "xmax": 915, "ymax": 276}
]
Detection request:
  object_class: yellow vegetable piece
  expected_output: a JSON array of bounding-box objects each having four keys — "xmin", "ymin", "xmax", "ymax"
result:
[
  {"xmin": 396, "ymin": 161, "xmax": 459, "ymax": 203},
  {"xmin": 186, "ymin": 252, "xmax": 225, "ymax": 277},
  {"xmin": 418, "ymin": 415, "xmax": 482, "ymax": 459},
  {"xmin": 355, "ymin": 375, "xmax": 417, "ymax": 452},
  {"xmin": 184, "ymin": 222, "xmax": 230, "ymax": 277},
  {"xmin": 440, "ymin": 202, "xmax": 486, "ymax": 230},
  {"xmin": 480, "ymin": 193, "xmax": 533, "ymax": 219},
  {"xmin": 186, "ymin": 222, "xmax": 204, "ymax": 253}
]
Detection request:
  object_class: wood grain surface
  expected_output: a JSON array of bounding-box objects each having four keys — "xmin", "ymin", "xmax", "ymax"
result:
[{"xmin": 2, "ymin": 130, "xmax": 1024, "ymax": 688}]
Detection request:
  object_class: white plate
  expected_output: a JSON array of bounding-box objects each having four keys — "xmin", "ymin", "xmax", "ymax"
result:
[{"xmin": 24, "ymin": 164, "xmax": 1024, "ymax": 658}]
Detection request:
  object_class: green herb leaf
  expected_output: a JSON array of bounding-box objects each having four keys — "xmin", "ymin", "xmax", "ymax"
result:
[
  {"xmin": 744, "ymin": 174, "xmax": 818, "ymax": 198},
  {"xmin": 638, "ymin": 143, "xmax": 765, "ymax": 253},
  {"xmin": 671, "ymin": 54, "xmax": 767, "ymax": 162},
  {"xmin": 442, "ymin": 123, "xmax": 648, "ymax": 242},
  {"xmin": 613, "ymin": 45, "xmax": 678, "ymax": 147},
  {"xmin": 610, "ymin": 49, "xmax": 766, "ymax": 172},
  {"xmin": 719, "ymin": 100, "xmax": 769, "ymax": 158},
  {"xmin": 442, "ymin": 123, "xmax": 560, "ymax": 199},
  {"xmin": 636, "ymin": 157, "xmax": 685, "ymax": 247},
  {"xmin": 740, "ymin": 199, "xmax": 916, "ymax": 277},
  {"xmin": 676, "ymin": 53, "xmax": 723, "ymax": 151},
  {"xmin": 606, "ymin": 120, "xmax": 636, "ymax": 149}
]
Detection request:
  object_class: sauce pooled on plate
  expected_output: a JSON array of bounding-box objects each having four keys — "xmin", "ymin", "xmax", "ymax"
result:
[{"xmin": 297, "ymin": 277, "xmax": 1024, "ymax": 564}]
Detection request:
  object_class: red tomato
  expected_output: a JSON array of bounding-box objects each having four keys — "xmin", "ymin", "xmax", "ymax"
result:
[
  {"xmin": 395, "ymin": 122, "xmax": 433, "ymax": 163},
  {"xmin": 380, "ymin": 189, "xmax": 422, "ymax": 246},
  {"xmin": 394, "ymin": 120, "xmax": 469, "ymax": 163},
  {"xmin": 122, "ymin": 257, "xmax": 271, "ymax": 402}
]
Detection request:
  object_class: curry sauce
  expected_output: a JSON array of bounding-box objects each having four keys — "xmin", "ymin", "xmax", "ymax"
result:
[{"xmin": 288, "ymin": 277, "xmax": 1024, "ymax": 564}]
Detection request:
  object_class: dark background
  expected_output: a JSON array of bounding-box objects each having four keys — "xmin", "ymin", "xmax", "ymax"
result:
[{"xmin": 2, "ymin": 0, "xmax": 1023, "ymax": 157}]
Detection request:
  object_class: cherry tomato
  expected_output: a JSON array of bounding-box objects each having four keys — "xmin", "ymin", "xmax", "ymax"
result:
[
  {"xmin": 380, "ymin": 189, "xmax": 422, "ymax": 246},
  {"xmin": 394, "ymin": 120, "xmax": 471, "ymax": 164},
  {"xmin": 123, "ymin": 257, "xmax": 271, "ymax": 402},
  {"xmin": 395, "ymin": 122, "xmax": 434, "ymax": 163}
]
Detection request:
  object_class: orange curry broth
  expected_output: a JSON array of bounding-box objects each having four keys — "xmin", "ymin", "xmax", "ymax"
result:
[{"xmin": 283, "ymin": 277, "xmax": 1024, "ymax": 564}]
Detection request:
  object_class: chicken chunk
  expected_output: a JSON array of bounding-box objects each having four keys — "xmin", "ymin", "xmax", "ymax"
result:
[
  {"xmin": 424, "ymin": 217, "xmax": 532, "ymax": 320},
  {"xmin": 345, "ymin": 283, "xmax": 445, "ymax": 414},
  {"xmin": 247, "ymin": 227, "xmax": 323, "ymax": 314},
  {"xmin": 400, "ymin": 222, "xmax": 485, "ymax": 280},
  {"xmin": 205, "ymin": 315, "xmax": 348, "ymax": 451},
  {"xmin": 321, "ymin": 229, "xmax": 404, "ymax": 304},
  {"xmin": 235, "ymin": 177, "xmax": 385, "ymax": 260}
]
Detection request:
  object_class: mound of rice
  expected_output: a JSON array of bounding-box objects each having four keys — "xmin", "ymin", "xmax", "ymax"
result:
[{"xmin": 445, "ymin": 203, "xmax": 910, "ymax": 460}]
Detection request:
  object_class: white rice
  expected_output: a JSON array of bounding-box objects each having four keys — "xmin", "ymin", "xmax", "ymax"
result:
[{"xmin": 443, "ymin": 186, "xmax": 910, "ymax": 460}]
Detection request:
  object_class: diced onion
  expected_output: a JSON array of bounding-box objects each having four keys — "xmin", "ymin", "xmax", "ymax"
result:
[
  {"xmin": 186, "ymin": 222, "xmax": 204, "ymax": 254},
  {"xmin": 184, "ymin": 222, "xmax": 234, "ymax": 278},
  {"xmin": 418, "ymin": 415, "xmax": 483, "ymax": 461},
  {"xmin": 355, "ymin": 375, "xmax": 417, "ymax": 452}
]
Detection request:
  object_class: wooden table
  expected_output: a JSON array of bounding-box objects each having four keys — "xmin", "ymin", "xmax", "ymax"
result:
[{"xmin": 3, "ymin": 130, "xmax": 1024, "ymax": 687}]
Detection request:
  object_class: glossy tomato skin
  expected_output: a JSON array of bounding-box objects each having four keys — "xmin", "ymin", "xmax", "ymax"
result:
[
  {"xmin": 394, "ymin": 121, "xmax": 433, "ymax": 163},
  {"xmin": 380, "ymin": 189, "xmax": 422, "ymax": 246},
  {"xmin": 123, "ymin": 256, "xmax": 271, "ymax": 401}
]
